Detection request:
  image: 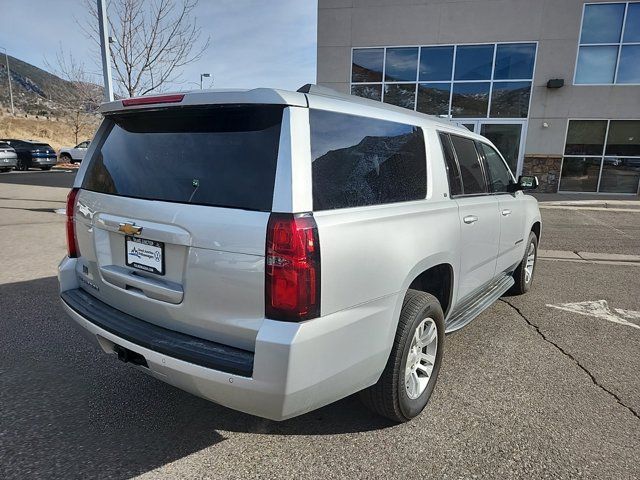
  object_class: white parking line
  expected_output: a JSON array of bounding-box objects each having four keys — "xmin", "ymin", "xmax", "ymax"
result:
[{"xmin": 547, "ymin": 300, "xmax": 640, "ymax": 330}]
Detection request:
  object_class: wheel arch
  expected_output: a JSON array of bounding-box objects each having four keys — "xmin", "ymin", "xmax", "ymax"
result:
[
  {"xmin": 531, "ymin": 220, "xmax": 541, "ymax": 242},
  {"xmin": 406, "ymin": 264, "xmax": 454, "ymax": 318},
  {"xmin": 398, "ymin": 251, "xmax": 457, "ymax": 317}
]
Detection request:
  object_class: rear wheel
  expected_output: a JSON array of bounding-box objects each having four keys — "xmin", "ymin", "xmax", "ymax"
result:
[
  {"xmin": 16, "ymin": 158, "xmax": 28, "ymax": 171},
  {"xmin": 60, "ymin": 153, "xmax": 72, "ymax": 164},
  {"xmin": 360, "ymin": 290, "xmax": 444, "ymax": 422},
  {"xmin": 510, "ymin": 231, "xmax": 538, "ymax": 295}
]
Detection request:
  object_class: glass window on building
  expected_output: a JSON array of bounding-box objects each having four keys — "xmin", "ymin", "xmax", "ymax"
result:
[
  {"xmin": 350, "ymin": 43, "xmax": 535, "ymax": 176},
  {"xmin": 575, "ymin": 2, "xmax": 640, "ymax": 85},
  {"xmin": 350, "ymin": 42, "xmax": 536, "ymax": 119},
  {"xmin": 352, "ymin": 48, "xmax": 384, "ymax": 83},
  {"xmin": 560, "ymin": 120, "xmax": 640, "ymax": 193},
  {"xmin": 384, "ymin": 83, "xmax": 416, "ymax": 109},
  {"xmin": 451, "ymin": 82, "xmax": 490, "ymax": 118},
  {"xmin": 419, "ymin": 46, "xmax": 454, "ymax": 81},
  {"xmin": 454, "ymin": 45, "xmax": 494, "ymax": 81},
  {"xmin": 480, "ymin": 124, "xmax": 522, "ymax": 174},
  {"xmin": 385, "ymin": 47, "xmax": 419, "ymax": 82}
]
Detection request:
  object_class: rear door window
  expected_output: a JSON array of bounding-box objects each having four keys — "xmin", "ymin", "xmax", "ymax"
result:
[
  {"xmin": 478, "ymin": 142, "xmax": 513, "ymax": 193},
  {"xmin": 438, "ymin": 132, "xmax": 463, "ymax": 196},
  {"xmin": 449, "ymin": 134, "xmax": 487, "ymax": 195},
  {"xmin": 82, "ymin": 105, "xmax": 284, "ymax": 212},
  {"xmin": 310, "ymin": 109, "xmax": 427, "ymax": 210}
]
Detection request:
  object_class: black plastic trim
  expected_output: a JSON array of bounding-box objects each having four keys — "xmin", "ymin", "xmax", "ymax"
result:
[{"xmin": 61, "ymin": 288, "xmax": 254, "ymax": 377}]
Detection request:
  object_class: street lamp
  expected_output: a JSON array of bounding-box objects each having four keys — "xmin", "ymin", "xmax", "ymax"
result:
[
  {"xmin": 0, "ymin": 46, "xmax": 15, "ymax": 115},
  {"xmin": 200, "ymin": 73, "xmax": 211, "ymax": 90},
  {"xmin": 97, "ymin": 0, "xmax": 114, "ymax": 101}
]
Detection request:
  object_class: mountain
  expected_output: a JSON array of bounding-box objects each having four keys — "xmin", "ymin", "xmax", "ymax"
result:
[{"xmin": 0, "ymin": 55, "xmax": 102, "ymax": 116}]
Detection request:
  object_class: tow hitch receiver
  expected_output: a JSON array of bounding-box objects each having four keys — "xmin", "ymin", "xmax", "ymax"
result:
[{"xmin": 113, "ymin": 344, "xmax": 148, "ymax": 368}]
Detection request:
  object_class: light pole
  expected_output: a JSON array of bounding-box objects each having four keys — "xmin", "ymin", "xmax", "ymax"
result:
[
  {"xmin": 200, "ymin": 73, "xmax": 211, "ymax": 89},
  {"xmin": 97, "ymin": 0, "xmax": 114, "ymax": 101},
  {"xmin": 0, "ymin": 47, "xmax": 14, "ymax": 115}
]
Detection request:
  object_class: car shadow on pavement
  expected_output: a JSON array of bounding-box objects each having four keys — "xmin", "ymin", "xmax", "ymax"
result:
[
  {"xmin": 0, "ymin": 170, "xmax": 76, "ymax": 188},
  {"xmin": 0, "ymin": 276, "xmax": 394, "ymax": 480}
]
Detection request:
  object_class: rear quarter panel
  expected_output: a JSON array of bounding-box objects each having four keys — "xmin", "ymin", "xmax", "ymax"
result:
[
  {"xmin": 315, "ymin": 199, "xmax": 460, "ymax": 317},
  {"xmin": 311, "ymin": 123, "xmax": 461, "ymax": 318}
]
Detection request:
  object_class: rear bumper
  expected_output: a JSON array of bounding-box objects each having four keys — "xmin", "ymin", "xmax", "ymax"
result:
[
  {"xmin": 0, "ymin": 157, "xmax": 17, "ymax": 168},
  {"xmin": 32, "ymin": 157, "xmax": 57, "ymax": 166},
  {"xmin": 58, "ymin": 257, "xmax": 398, "ymax": 420}
]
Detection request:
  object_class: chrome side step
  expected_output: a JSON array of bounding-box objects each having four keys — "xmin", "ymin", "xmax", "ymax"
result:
[{"xmin": 444, "ymin": 275, "xmax": 515, "ymax": 333}]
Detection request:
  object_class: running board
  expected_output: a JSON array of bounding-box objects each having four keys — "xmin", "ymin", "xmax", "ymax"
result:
[{"xmin": 444, "ymin": 275, "xmax": 515, "ymax": 333}]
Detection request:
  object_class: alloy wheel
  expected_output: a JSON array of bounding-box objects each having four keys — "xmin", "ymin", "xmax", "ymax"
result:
[
  {"xmin": 404, "ymin": 317, "xmax": 438, "ymax": 400},
  {"xmin": 524, "ymin": 241, "xmax": 536, "ymax": 284}
]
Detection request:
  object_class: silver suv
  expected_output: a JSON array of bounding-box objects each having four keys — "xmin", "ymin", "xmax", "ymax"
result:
[{"xmin": 59, "ymin": 85, "xmax": 541, "ymax": 422}]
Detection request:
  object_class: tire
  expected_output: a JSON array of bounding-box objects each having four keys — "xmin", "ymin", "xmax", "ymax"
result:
[
  {"xmin": 60, "ymin": 154, "xmax": 72, "ymax": 164},
  {"xmin": 41, "ymin": 166, "xmax": 53, "ymax": 171},
  {"xmin": 360, "ymin": 290, "xmax": 445, "ymax": 422},
  {"xmin": 16, "ymin": 158, "xmax": 28, "ymax": 171},
  {"xmin": 0, "ymin": 168, "xmax": 10, "ymax": 173},
  {"xmin": 510, "ymin": 231, "xmax": 538, "ymax": 295}
]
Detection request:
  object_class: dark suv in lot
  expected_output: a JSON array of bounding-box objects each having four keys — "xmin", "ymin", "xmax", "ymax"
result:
[{"xmin": 0, "ymin": 139, "xmax": 57, "ymax": 171}]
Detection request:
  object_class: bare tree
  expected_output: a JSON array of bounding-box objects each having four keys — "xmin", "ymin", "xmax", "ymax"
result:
[
  {"xmin": 81, "ymin": 0, "xmax": 210, "ymax": 97},
  {"xmin": 46, "ymin": 48, "xmax": 102, "ymax": 144}
]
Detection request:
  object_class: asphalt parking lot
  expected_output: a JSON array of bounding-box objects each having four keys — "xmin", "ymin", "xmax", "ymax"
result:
[{"xmin": 1, "ymin": 172, "xmax": 639, "ymax": 479}]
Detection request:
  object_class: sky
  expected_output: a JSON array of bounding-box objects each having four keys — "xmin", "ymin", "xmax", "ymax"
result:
[{"xmin": 0, "ymin": 0, "xmax": 317, "ymax": 92}]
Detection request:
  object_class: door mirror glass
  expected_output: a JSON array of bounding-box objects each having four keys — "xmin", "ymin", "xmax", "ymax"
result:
[{"xmin": 517, "ymin": 175, "xmax": 538, "ymax": 190}]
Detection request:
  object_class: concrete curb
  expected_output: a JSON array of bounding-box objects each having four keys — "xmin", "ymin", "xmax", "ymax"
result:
[
  {"xmin": 52, "ymin": 163, "xmax": 79, "ymax": 170},
  {"xmin": 538, "ymin": 200, "xmax": 640, "ymax": 211},
  {"xmin": 539, "ymin": 249, "xmax": 640, "ymax": 263}
]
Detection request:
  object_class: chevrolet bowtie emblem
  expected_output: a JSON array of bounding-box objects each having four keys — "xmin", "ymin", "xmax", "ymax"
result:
[{"xmin": 118, "ymin": 222, "xmax": 143, "ymax": 236}]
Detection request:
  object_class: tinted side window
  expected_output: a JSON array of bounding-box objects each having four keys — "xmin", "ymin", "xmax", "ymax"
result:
[
  {"xmin": 450, "ymin": 135, "xmax": 486, "ymax": 195},
  {"xmin": 310, "ymin": 110, "xmax": 427, "ymax": 210},
  {"xmin": 438, "ymin": 132, "xmax": 462, "ymax": 196},
  {"xmin": 478, "ymin": 142, "xmax": 512, "ymax": 193}
]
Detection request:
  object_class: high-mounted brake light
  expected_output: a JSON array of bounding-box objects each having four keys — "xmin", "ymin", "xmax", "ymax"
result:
[
  {"xmin": 66, "ymin": 188, "xmax": 80, "ymax": 258},
  {"xmin": 265, "ymin": 213, "xmax": 320, "ymax": 322},
  {"xmin": 122, "ymin": 94, "xmax": 184, "ymax": 107}
]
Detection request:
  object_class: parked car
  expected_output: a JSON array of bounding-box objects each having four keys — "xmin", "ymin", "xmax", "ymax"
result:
[
  {"xmin": 0, "ymin": 141, "xmax": 18, "ymax": 172},
  {"xmin": 59, "ymin": 141, "xmax": 90, "ymax": 164},
  {"xmin": 0, "ymin": 139, "xmax": 57, "ymax": 171},
  {"xmin": 58, "ymin": 85, "xmax": 541, "ymax": 422}
]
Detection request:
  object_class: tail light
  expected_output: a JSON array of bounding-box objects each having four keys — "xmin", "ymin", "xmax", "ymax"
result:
[
  {"xmin": 265, "ymin": 213, "xmax": 320, "ymax": 322},
  {"xmin": 66, "ymin": 188, "xmax": 79, "ymax": 258}
]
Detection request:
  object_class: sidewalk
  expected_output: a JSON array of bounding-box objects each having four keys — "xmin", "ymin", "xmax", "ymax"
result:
[
  {"xmin": 539, "ymin": 249, "xmax": 640, "ymax": 265},
  {"xmin": 533, "ymin": 192, "xmax": 640, "ymax": 211}
]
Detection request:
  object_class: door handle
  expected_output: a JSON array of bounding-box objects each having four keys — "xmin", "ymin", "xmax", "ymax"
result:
[
  {"xmin": 501, "ymin": 209, "xmax": 512, "ymax": 216},
  {"xmin": 463, "ymin": 215, "xmax": 478, "ymax": 224}
]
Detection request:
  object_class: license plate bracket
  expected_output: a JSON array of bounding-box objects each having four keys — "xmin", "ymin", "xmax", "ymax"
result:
[{"xmin": 125, "ymin": 236, "xmax": 165, "ymax": 275}]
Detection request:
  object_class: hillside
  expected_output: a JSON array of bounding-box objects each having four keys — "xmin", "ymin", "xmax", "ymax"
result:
[
  {"xmin": 0, "ymin": 55, "xmax": 101, "ymax": 116},
  {"xmin": 0, "ymin": 111, "xmax": 98, "ymax": 152}
]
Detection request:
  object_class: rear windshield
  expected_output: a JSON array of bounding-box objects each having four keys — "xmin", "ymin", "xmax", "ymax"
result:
[{"xmin": 82, "ymin": 105, "xmax": 284, "ymax": 211}]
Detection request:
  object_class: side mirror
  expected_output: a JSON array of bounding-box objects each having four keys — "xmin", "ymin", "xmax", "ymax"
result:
[{"xmin": 508, "ymin": 175, "xmax": 539, "ymax": 192}]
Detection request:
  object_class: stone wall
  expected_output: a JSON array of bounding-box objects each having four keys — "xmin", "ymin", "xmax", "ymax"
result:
[{"xmin": 522, "ymin": 155, "xmax": 562, "ymax": 193}]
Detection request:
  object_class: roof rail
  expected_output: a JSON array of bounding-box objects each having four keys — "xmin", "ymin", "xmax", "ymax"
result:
[
  {"xmin": 296, "ymin": 83, "xmax": 462, "ymax": 128},
  {"xmin": 297, "ymin": 83, "xmax": 375, "ymax": 105}
]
